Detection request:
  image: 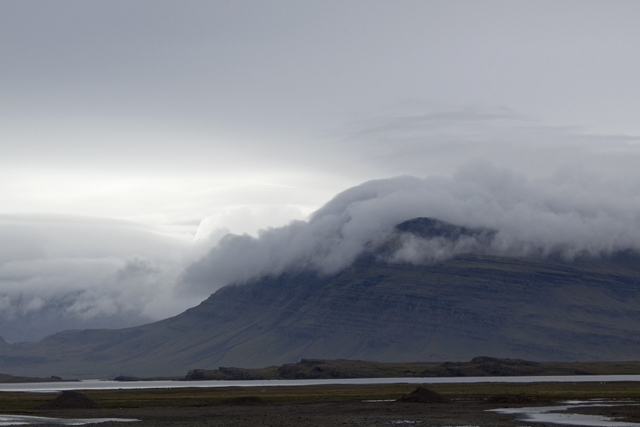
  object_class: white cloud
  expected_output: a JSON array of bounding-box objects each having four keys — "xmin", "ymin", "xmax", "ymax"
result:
[
  {"xmin": 194, "ymin": 204, "xmax": 309, "ymax": 240},
  {"xmin": 183, "ymin": 162, "xmax": 640, "ymax": 294}
]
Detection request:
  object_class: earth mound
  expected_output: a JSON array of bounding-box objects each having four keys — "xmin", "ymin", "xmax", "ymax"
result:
[
  {"xmin": 38, "ymin": 390, "xmax": 102, "ymax": 409},
  {"xmin": 397, "ymin": 386, "xmax": 450, "ymax": 403},
  {"xmin": 220, "ymin": 396, "xmax": 265, "ymax": 405}
]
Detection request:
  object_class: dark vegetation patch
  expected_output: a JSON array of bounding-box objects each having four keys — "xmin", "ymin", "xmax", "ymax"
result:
[
  {"xmin": 187, "ymin": 366, "xmax": 276, "ymax": 380},
  {"xmin": 113, "ymin": 375, "xmax": 182, "ymax": 381},
  {"xmin": 483, "ymin": 394, "xmax": 537, "ymax": 404},
  {"xmin": 185, "ymin": 356, "xmax": 640, "ymax": 381},
  {"xmin": 114, "ymin": 376, "xmax": 140, "ymax": 381},
  {"xmin": 0, "ymin": 373, "xmax": 77, "ymax": 383},
  {"xmin": 220, "ymin": 396, "xmax": 265, "ymax": 405}
]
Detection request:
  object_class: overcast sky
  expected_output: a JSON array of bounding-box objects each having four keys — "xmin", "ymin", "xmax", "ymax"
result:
[{"xmin": 2, "ymin": 1, "xmax": 640, "ymax": 342}]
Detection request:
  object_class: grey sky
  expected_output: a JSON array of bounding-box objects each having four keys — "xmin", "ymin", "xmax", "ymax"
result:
[{"xmin": 1, "ymin": 1, "xmax": 640, "ymax": 342}]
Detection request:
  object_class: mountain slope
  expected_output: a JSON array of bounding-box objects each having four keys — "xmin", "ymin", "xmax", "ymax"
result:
[{"xmin": 2, "ymin": 218, "xmax": 640, "ymax": 378}]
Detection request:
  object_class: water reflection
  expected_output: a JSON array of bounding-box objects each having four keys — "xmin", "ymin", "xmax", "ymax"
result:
[
  {"xmin": 490, "ymin": 401, "xmax": 640, "ymax": 426},
  {"xmin": 0, "ymin": 415, "xmax": 137, "ymax": 426}
]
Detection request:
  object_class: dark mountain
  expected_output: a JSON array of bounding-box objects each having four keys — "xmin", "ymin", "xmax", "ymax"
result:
[
  {"xmin": 394, "ymin": 217, "xmax": 496, "ymax": 241},
  {"xmin": 0, "ymin": 336, "xmax": 9, "ymax": 352},
  {"xmin": 2, "ymin": 218, "xmax": 640, "ymax": 378}
]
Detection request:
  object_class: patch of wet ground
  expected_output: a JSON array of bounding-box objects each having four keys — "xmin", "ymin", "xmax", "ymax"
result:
[
  {"xmin": 5, "ymin": 395, "xmax": 640, "ymax": 427},
  {"xmin": 562, "ymin": 402, "xmax": 640, "ymax": 424},
  {"xmin": 491, "ymin": 400, "xmax": 640, "ymax": 427},
  {"xmin": 0, "ymin": 400, "xmax": 528, "ymax": 427}
]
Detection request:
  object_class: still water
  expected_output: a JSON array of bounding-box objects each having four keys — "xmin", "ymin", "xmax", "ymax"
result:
[
  {"xmin": 2, "ymin": 374, "xmax": 640, "ymax": 393},
  {"xmin": 490, "ymin": 400, "xmax": 640, "ymax": 427},
  {"xmin": 0, "ymin": 415, "xmax": 137, "ymax": 426}
]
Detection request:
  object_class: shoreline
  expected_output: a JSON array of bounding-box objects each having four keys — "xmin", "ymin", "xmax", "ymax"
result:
[
  {"xmin": 3, "ymin": 381, "xmax": 640, "ymax": 426},
  {"xmin": 5, "ymin": 374, "xmax": 640, "ymax": 393}
]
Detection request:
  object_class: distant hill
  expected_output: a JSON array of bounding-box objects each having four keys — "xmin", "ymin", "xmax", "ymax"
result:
[
  {"xmin": 2, "ymin": 218, "xmax": 640, "ymax": 378},
  {"xmin": 0, "ymin": 373, "xmax": 75, "ymax": 383},
  {"xmin": 185, "ymin": 357, "xmax": 640, "ymax": 381}
]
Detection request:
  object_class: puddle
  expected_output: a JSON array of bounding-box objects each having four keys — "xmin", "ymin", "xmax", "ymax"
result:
[
  {"xmin": 0, "ymin": 415, "xmax": 138, "ymax": 426},
  {"xmin": 490, "ymin": 401, "xmax": 640, "ymax": 426}
]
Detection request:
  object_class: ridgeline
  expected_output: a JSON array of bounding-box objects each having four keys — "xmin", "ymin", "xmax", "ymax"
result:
[{"xmin": 2, "ymin": 218, "xmax": 640, "ymax": 378}]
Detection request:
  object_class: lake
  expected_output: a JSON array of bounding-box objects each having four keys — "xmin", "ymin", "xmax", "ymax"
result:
[{"xmin": 3, "ymin": 374, "xmax": 640, "ymax": 393}]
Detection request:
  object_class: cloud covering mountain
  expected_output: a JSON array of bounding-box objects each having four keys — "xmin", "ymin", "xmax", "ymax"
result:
[
  {"xmin": 183, "ymin": 163, "xmax": 640, "ymax": 294},
  {"xmin": 2, "ymin": 160, "xmax": 640, "ymax": 343}
]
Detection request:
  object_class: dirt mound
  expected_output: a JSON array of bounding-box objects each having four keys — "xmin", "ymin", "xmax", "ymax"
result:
[
  {"xmin": 397, "ymin": 386, "xmax": 450, "ymax": 403},
  {"xmin": 220, "ymin": 396, "xmax": 265, "ymax": 405},
  {"xmin": 38, "ymin": 390, "xmax": 102, "ymax": 409}
]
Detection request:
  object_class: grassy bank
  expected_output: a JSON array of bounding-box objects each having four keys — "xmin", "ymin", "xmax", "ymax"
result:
[{"xmin": 3, "ymin": 381, "xmax": 640, "ymax": 412}]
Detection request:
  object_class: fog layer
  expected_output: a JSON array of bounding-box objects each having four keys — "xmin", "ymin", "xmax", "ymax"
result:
[{"xmin": 0, "ymin": 216, "xmax": 202, "ymax": 342}]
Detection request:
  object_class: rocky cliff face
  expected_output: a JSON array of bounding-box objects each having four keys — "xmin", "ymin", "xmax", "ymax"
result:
[{"xmin": 2, "ymin": 218, "xmax": 640, "ymax": 378}]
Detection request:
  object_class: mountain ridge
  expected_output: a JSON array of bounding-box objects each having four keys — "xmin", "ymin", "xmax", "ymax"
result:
[{"xmin": 2, "ymin": 217, "xmax": 640, "ymax": 378}]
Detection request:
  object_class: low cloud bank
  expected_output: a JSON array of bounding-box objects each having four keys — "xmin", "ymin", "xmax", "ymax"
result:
[
  {"xmin": 183, "ymin": 163, "xmax": 640, "ymax": 292},
  {"xmin": 0, "ymin": 216, "xmax": 202, "ymax": 342}
]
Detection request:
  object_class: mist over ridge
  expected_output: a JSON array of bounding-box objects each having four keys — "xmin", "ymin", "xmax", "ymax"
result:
[{"xmin": 183, "ymin": 162, "xmax": 640, "ymax": 293}]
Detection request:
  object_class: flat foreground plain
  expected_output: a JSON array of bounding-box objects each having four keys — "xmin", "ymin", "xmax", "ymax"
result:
[{"xmin": 2, "ymin": 381, "xmax": 640, "ymax": 426}]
